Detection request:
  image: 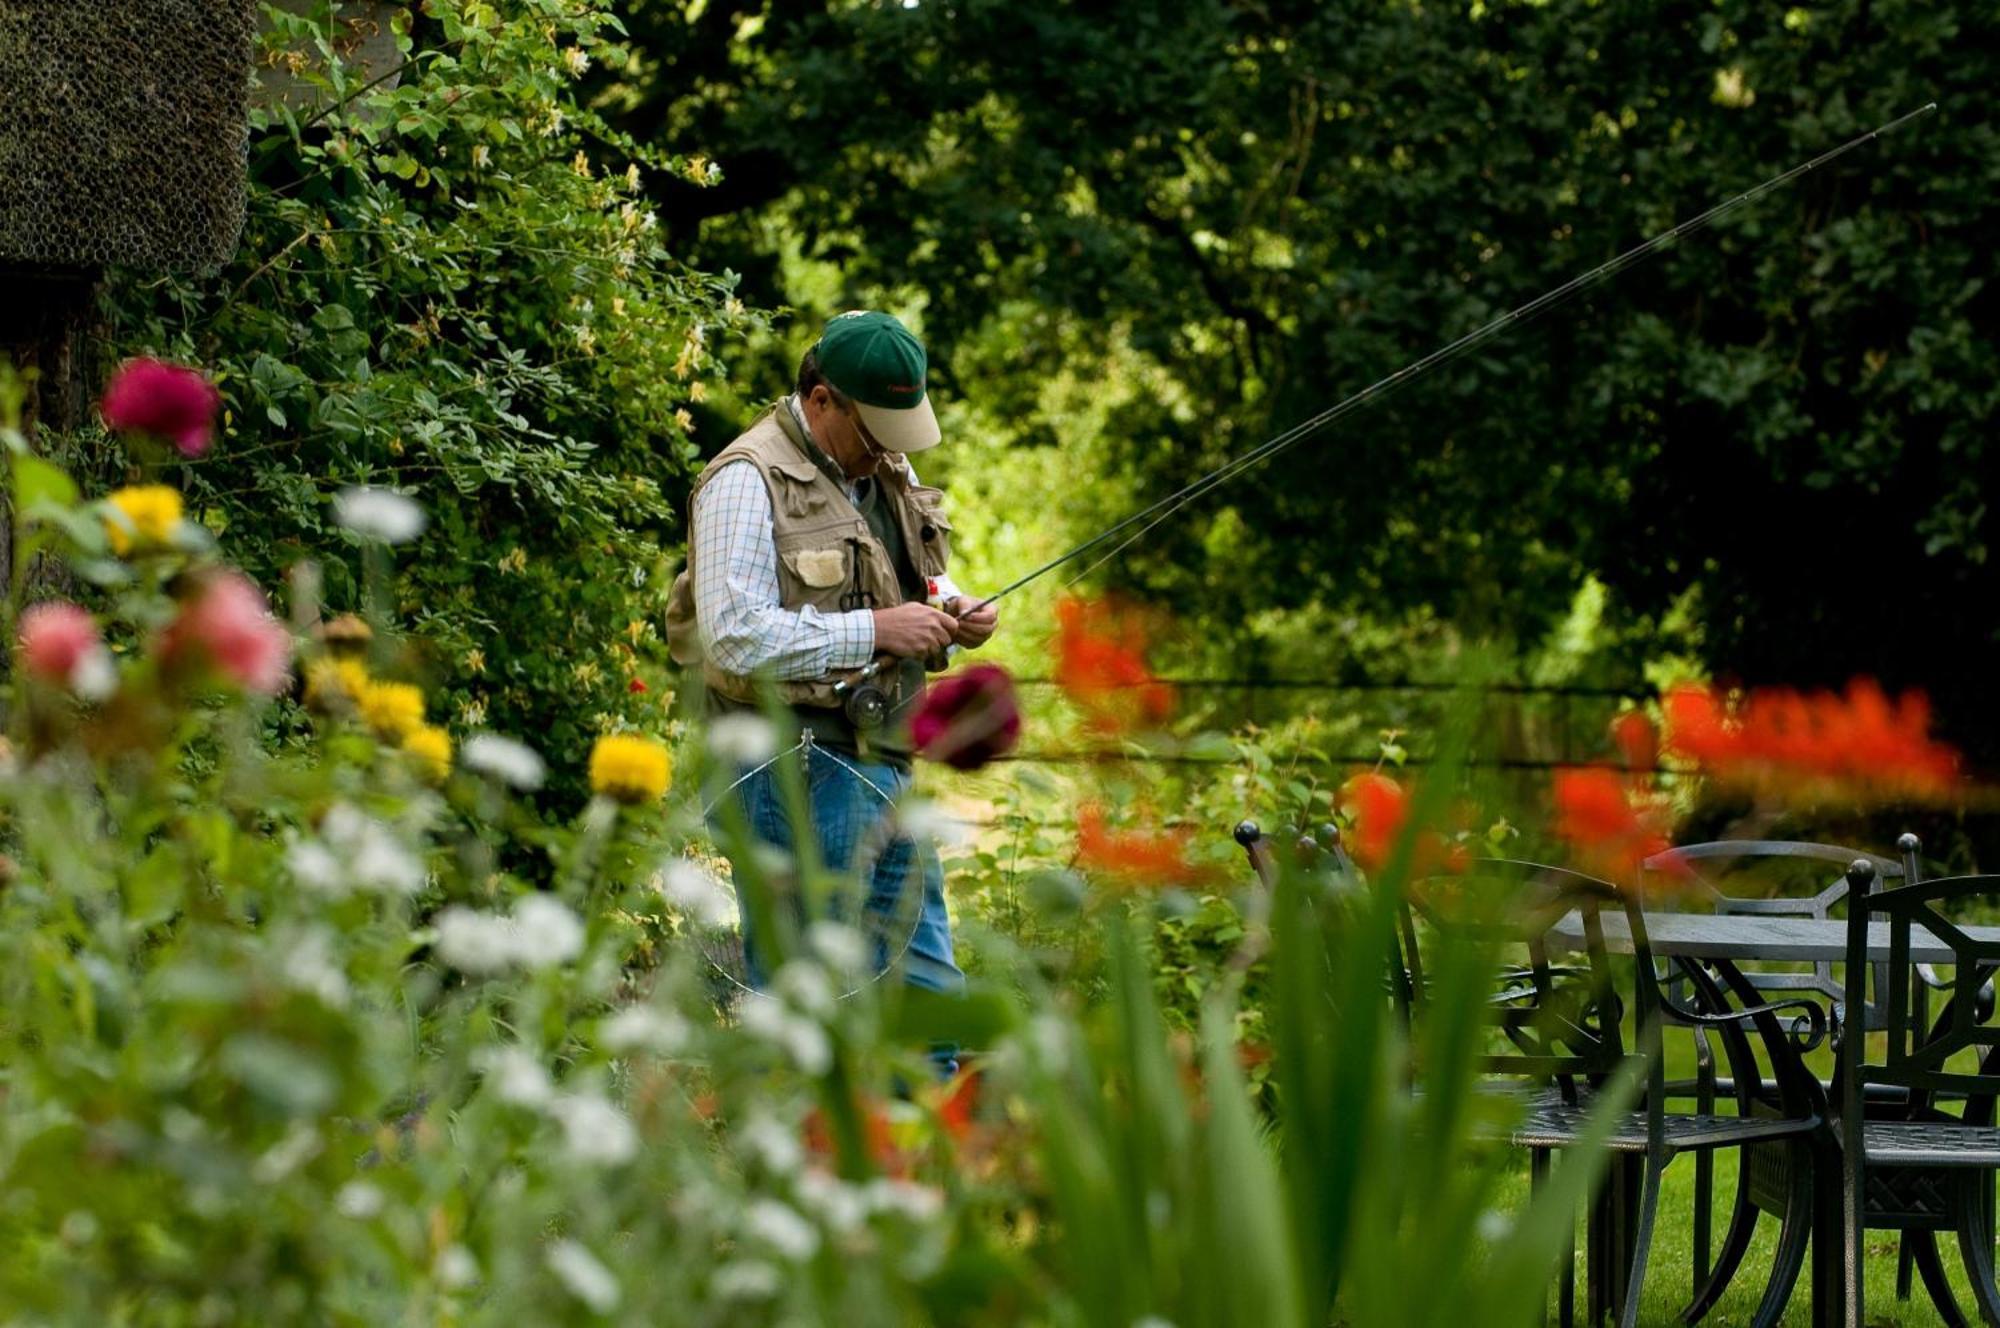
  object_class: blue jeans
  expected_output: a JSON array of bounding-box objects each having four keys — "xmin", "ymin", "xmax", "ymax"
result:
[{"xmin": 720, "ymin": 745, "xmax": 965, "ymax": 996}]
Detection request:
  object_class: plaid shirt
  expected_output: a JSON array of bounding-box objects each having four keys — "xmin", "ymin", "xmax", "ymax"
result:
[{"xmin": 691, "ymin": 397, "xmax": 910, "ymax": 680}]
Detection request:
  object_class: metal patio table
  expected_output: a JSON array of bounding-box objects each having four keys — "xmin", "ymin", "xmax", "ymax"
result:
[{"xmin": 1548, "ymin": 910, "xmax": 2000, "ymax": 1326}]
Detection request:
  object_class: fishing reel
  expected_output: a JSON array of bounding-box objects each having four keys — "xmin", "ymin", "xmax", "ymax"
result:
[{"xmin": 841, "ymin": 671, "xmax": 891, "ymax": 730}]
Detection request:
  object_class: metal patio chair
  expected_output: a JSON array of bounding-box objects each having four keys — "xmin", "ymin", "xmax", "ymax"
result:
[
  {"xmin": 1418, "ymin": 859, "xmax": 1829, "ymax": 1328},
  {"xmin": 1639, "ymin": 839, "xmax": 1903, "ymax": 1323},
  {"xmin": 1836, "ymin": 859, "xmax": 2000, "ymax": 1328}
]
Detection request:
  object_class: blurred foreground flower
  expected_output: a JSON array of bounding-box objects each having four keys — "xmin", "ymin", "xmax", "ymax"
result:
[
  {"xmin": 462, "ymin": 732, "xmax": 547, "ymax": 790},
  {"xmin": 19, "ymin": 601, "xmax": 117, "ymax": 700},
  {"xmin": 103, "ymin": 484, "xmax": 184, "ymax": 556},
  {"xmin": 100, "ymin": 357, "xmax": 220, "ymax": 457},
  {"xmin": 356, "ymin": 679, "xmax": 426, "ymax": 741},
  {"xmin": 435, "ymin": 894, "xmax": 584, "ymax": 974},
  {"xmin": 706, "ymin": 712, "xmax": 780, "ymax": 767},
  {"xmin": 302, "ymin": 656, "xmax": 371, "ymax": 711},
  {"xmin": 1551, "ymin": 768, "xmax": 1675, "ymax": 883},
  {"xmin": 160, "ymin": 571, "xmax": 291, "ymax": 695},
  {"xmin": 403, "ymin": 725, "xmax": 452, "ymax": 781},
  {"xmin": 333, "ymin": 486, "xmax": 427, "ymax": 544},
  {"xmin": 1340, "ymin": 771, "xmax": 1468, "ymax": 875},
  {"xmin": 1075, "ymin": 804, "xmax": 1211, "ymax": 888},
  {"xmin": 1054, "ymin": 596, "xmax": 1174, "ymax": 734},
  {"xmin": 912, "ymin": 663, "xmax": 1022, "ymax": 770},
  {"xmin": 590, "ymin": 733, "xmax": 672, "ymax": 803},
  {"xmin": 1662, "ymin": 679, "xmax": 1961, "ymax": 803}
]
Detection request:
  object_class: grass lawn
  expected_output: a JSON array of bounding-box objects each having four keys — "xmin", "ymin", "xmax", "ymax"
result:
[{"xmin": 1503, "ymin": 1144, "xmax": 1980, "ymax": 1326}]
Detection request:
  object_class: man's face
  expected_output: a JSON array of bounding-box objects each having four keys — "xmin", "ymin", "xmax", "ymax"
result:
[{"xmin": 805, "ymin": 385, "xmax": 890, "ymax": 479}]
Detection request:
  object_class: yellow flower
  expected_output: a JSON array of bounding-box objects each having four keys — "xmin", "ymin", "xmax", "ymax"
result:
[
  {"xmin": 357, "ymin": 680, "xmax": 426, "ymax": 741},
  {"xmin": 303, "ymin": 656, "xmax": 371, "ymax": 710},
  {"xmin": 588, "ymin": 734, "xmax": 672, "ymax": 804},
  {"xmin": 103, "ymin": 485, "xmax": 183, "ymax": 556},
  {"xmin": 403, "ymin": 725, "xmax": 452, "ymax": 782}
]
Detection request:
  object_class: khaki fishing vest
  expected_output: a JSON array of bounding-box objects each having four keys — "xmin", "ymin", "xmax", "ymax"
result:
[{"xmin": 664, "ymin": 403, "xmax": 953, "ymax": 712}]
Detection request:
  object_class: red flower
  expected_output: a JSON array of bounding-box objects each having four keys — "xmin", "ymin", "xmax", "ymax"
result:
[
  {"xmin": 1551, "ymin": 768, "xmax": 1674, "ymax": 882},
  {"xmin": 1076, "ymin": 804, "xmax": 1211, "ymax": 888},
  {"xmin": 1611, "ymin": 710, "xmax": 1657, "ymax": 772},
  {"xmin": 1661, "ymin": 679, "xmax": 1960, "ymax": 803},
  {"xmin": 629, "ymin": 677, "xmax": 648, "ymax": 694},
  {"xmin": 1054, "ymin": 597, "xmax": 1174, "ymax": 734},
  {"xmin": 100, "ymin": 358, "xmax": 221, "ymax": 458},
  {"xmin": 1342, "ymin": 772, "xmax": 1409, "ymax": 872},
  {"xmin": 1340, "ymin": 772, "xmax": 1469, "ymax": 876},
  {"xmin": 911, "ymin": 663, "xmax": 1022, "ymax": 770},
  {"xmin": 160, "ymin": 571, "xmax": 292, "ymax": 696}
]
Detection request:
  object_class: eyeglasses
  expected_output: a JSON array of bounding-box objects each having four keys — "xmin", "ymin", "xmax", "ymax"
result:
[{"xmin": 845, "ymin": 404, "xmax": 891, "ymax": 462}]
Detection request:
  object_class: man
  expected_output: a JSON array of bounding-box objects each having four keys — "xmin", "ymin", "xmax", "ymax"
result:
[{"xmin": 666, "ymin": 310, "xmax": 999, "ymax": 993}]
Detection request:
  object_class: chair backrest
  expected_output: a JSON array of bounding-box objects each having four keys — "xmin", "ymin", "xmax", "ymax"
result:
[
  {"xmin": 1416, "ymin": 858, "xmax": 1658, "ymax": 1088},
  {"xmin": 1643, "ymin": 839, "xmax": 1904, "ymax": 1010},
  {"xmin": 1844, "ymin": 860, "xmax": 2000, "ymax": 1107}
]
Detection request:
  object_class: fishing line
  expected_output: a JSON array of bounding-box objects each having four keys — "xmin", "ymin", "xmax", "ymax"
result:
[
  {"xmin": 1037, "ymin": 103, "xmax": 1938, "ymax": 596},
  {"xmin": 836, "ymin": 104, "xmax": 1936, "ymax": 698}
]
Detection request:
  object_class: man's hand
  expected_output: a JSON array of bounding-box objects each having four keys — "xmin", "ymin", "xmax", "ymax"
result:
[
  {"xmin": 872, "ymin": 602, "xmax": 958, "ymax": 658},
  {"xmin": 947, "ymin": 596, "xmax": 999, "ymax": 649}
]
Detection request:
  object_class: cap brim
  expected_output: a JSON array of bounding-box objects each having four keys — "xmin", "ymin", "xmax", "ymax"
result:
[{"xmin": 855, "ymin": 394, "xmax": 940, "ymax": 453}]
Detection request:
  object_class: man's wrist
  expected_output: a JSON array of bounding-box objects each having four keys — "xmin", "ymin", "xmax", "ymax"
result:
[{"xmin": 832, "ymin": 608, "xmax": 875, "ymax": 669}]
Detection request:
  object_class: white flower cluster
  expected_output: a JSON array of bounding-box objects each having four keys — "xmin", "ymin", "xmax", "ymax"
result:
[
  {"xmin": 477, "ymin": 1045, "xmax": 639, "ymax": 1167},
  {"xmin": 659, "ymin": 859, "xmax": 735, "ymax": 929},
  {"xmin": 546, "ymin": 1239, "xmax": 619, "ymax": 1313},
  {"xmin": 434, "ymin": 894, "xmax": 583, "ymax": 974},
  {"xmin": 286, "ymin": 804, "xmax": 426, "ymax": 897},
  {"xmin": 793, "ymin": 1168, "xmax": 945, "ymax": 1236},
  {"xmin": 743, "ymin": 1198, "xmax": 819, "ymax": 1262},
  {"xmin": 333, "ymin": 486, "xmax": 427, "ymax": 544},
  {"xmin": 461, "ymin": 733, "xmax": 546, "ymax": 790},
  {"xmin": 705, "ymin": 712, "xmax": 780, "ymax": 765},
  {"xmin": 807, "ymin": 921, "xmax": 870, "ymax": 978},
  {"xmin": 736, "ymin": 959, "xmax": 841, "ymax": 1073},
  {"xmin": 598, "ymin": 1004, "xmax": 690, "ymax": 1056}
]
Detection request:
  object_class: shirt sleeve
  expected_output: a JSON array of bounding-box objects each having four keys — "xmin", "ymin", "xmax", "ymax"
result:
[{"xmin": 691, "ymin": 461, "xmax": 876, "ymax": 680}]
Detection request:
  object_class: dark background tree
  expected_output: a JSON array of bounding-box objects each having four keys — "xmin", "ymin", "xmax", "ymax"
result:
[{"xmin": 601, "ymin": 0, "xmax": 1999, "ymax": 760}]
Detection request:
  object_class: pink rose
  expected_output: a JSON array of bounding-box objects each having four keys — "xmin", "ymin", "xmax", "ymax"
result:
[
  {"xmin": 161, "ymin": 572, "xmax": 293, "ymax": 696},
  {"xmin": 20, "ymin": 601, "xmax": 100, "ymax": 683},
  {"xmin": 100, "ymin": 358, "xmax": 222, "ymax": 458},
  {"xmin": 911, "ymin": 663, "xmax": 1023, "ymax": 771}
]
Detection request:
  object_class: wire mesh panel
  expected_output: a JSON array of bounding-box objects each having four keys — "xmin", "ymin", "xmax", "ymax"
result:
[{"xmin": 0, "ymin": 0, "xmax": 256, "ymax": 270}]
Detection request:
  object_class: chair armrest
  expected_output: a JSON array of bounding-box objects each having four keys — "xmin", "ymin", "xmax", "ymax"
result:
[
  {"xmin": 1917, "ymin": 963, "xmax": 1997, "ymax": 1021},
  {"xmin": 1663, "ymin": 994, "xmax": 1829, "ymax": 1052}
]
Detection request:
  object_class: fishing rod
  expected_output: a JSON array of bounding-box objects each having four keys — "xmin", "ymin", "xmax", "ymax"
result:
[{"xmin": 832, "ymin": 102, "xmax": 1939, "ymax": 726}]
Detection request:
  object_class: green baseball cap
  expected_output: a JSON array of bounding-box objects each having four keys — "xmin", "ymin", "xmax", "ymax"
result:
[{"xmin": 814, "ymin": 310, "xmax": 941, "ymax": 453}]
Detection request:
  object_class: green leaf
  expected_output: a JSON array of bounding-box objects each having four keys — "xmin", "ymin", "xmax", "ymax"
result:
[{"xmin": 14, "ymin": 455, "xmax": 76, "ymax": 509}]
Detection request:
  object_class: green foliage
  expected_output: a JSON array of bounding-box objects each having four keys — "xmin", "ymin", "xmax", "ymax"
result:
[
  {"xmin": 101, "ymin": 0, "xmax": 762, "ymax": 799},
  {"xmin": 607, "ymin": 0, "xmax": 2000, "ymax": 760},
  {"xmin": 0, "ymin": 384, "xmax": 1618, "ymax": 1325}
]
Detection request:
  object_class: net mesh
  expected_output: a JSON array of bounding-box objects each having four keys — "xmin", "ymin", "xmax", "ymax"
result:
[{"xmin": 0, "ymin": 0, "xmax": 255, "ymax": 270}]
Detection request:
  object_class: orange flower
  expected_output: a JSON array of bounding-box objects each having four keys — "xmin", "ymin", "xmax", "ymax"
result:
[
  {"xmin": 1054, "ymin": 597, "xmax": 1174, "ymax": 734},
  {"xmin": 1661, "ymin": 679, "xmax": 1960, "ymax": 803},
  {"xmin": 1342, "ymin": 772, "xmax": 1409, "ymax": 872},
  {"xmin": 1339, "ymin": 772, "xmax": 1468, "ymax": 876},
  {"xmin": 803, "ymin": 1098, "xmax": 913, "ymax": 1178},
  {"xmin": 1076, "ymin": 804, "xmax": 1211, "ymax": 888},
  {"xmin": 1551, "ymin": 768, "xmax": 1673, "ymax": 881}
]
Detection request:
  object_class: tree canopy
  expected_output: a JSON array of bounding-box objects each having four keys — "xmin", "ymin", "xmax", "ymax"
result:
[{"xmin": 605, "ymin": 0, "xmax": 2000, "ymax": 754}]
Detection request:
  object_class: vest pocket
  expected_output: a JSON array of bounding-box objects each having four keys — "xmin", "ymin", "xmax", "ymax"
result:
[
  {"xmin": 781, "ymin": 545, "xmax": 851, "ymax": 591},
  {"xmin": 769, "ymin": 461, "xmax": 829, "ymax": 519}
]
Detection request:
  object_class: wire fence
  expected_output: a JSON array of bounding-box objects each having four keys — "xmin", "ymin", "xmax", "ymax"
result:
[{"xmin": 989, "ymin": 675, "xmax": 1656, "ymax": 771}]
